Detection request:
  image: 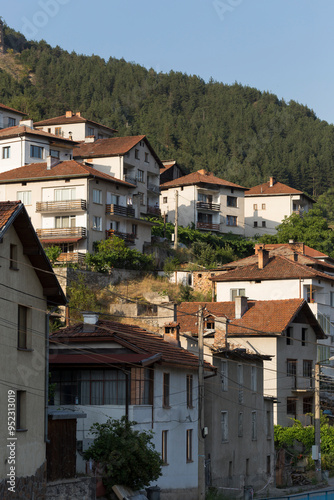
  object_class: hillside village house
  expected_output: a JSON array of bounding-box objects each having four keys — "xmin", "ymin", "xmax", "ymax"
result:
[
  {"xmin": 0, "ymin": 201, "xmax": 66, "ymax": 498},
  {"xmin": 0, "ymin": 102, "xmax": 27, "ymax": 129},
  {"xmin": 0, "ymin": 159, "xmax": 154, "ymax": 260},
  {"xmin": 176, "ymin": 297, "xmax": 325, "ymax": 427},
  {"xmin": 49, "ymin": 314, "xmax": 216, "ymax": 500},
  {"xmin": 244, "ymin": 176, "xmax": 314, "ymax": 237},
  {"xmin": 160, "ymin": 169, "xmax": 246, "ymax": 235},
  {"xmin": 211, "ymin": 245, "xmax": 334, "ymax": 364},
  {"xmin": 160, "ymin": 160, "xmax": 184, "ymax": 184}
]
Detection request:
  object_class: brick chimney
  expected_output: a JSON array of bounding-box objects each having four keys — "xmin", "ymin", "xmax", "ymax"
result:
[
  {"xmin": 235, "ymin": 296, "xmax": 248, "ymax": 319},
  {"xmin": 163, "ymin": 323, "xmax": 180, "ymax": 346},
  {"xmin": 198, "ymin": 169, "xmax": 207, "ymax": 175},
  {"xmin": 65, "ymin": 111, "xmax": 73, "ymax": 118},
  {"xmin": 258, "ymin": 248, "xmax": 270, "ymax": 269},
  {"xmin": 269, "ymin": 176, "xmax": 276, "ymax": 187},
  {"xmin": 213, "ymin": 317, "xmax": 228, "ymax": 349}
]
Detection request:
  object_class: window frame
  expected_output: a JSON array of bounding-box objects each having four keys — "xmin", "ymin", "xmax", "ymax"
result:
[
  {"xmin": 186, "ymin": 429, "xmax": 193, "ymax": 462},
  {"xmin": 287, "ymin": 359, "xmax": 297, "ymax": 377},
  {"xmin": 186, "ymin": 374, "xmax": 193, "ymax": 408},
  {"xmin": 226, "ymin": 215, "xmax": 237, "ymax": 226},
  {"xmin": 251, "ymin": 411, "xmax": 257, "ymax": 440},
  {"xmin": 227, "ymin": 196, "xmax": 237, "ymax": 208},
  {"xmin": 93, "ymin": 216, "xmax": 102, "ymax": 231},
  {"xmin": 30, "ymin": 145, "xmax": 44, "ymax": 159},
  {"xmin": 93, "ymin": 188, "xmax": 102, "ymax": 204},
  {"xmin": 2, "ymin": 146, "xmax": 10, "ymax": 159},
  {"xmin": 162, "ymin": 430, "xmax": 168, "ymax": 465},
  {"xmin": 163, "ymin": 372, "xmax": 170, "ymax": 408},
  {"xmin": 17, "ymin": 190, "xmax": 32, "ymax": 206},
  {"xmin": 18, "ymin": 305, "xmax": 29, "ymax": 350}
]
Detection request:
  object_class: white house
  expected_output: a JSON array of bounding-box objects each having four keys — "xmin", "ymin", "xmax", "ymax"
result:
[
  {"xmin": 34, "ymin": 110, "xmax": 117, "ymax": 142},
  {"xmin": 0, "ymin": 159, "xmax": 154, "ymax": 258},
  {"xmin": 0, "ymin": 102, "xmax": 27, "ymax": 129},
  {"xmin": 244, "ymin": 176, "xmax": 314, "ymax": 237},
  {"xmin": 0, "ymin": 201, "xmax": 66, "ymax": 498},
  {"xmin": 49, "ymin": 314, "xmax": 216, "ymax": 500},
  {"xmin": 177, "ymin": 297, "xmax": 325, "ymax": 427},
  {"xmin": 160, "ymin": 169, "xmax": 246, "ymax": 235}
]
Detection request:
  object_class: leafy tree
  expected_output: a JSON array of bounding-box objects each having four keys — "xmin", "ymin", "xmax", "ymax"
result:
[
  {"xmin": 44, "ymin": 245, "xmax": 62, "ymax": 264},
  {"xmin": 316, "ymin": 188, "xmax": 334, "ymax": 224},
  {"xmin": 67, "ymin": 273, "xmax": 98, "ymax": 321},
  {"xmin": 83, "ymin": 417, "xmax": 162, "ymax": 492}
]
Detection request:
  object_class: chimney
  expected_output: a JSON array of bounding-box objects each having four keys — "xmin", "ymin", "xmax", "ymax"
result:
[
  {"xmin": 289, "ymin": 252, "xmax": 298, "ymax": 262},
  {"xmin": 163, "ymin": 323, "xmax": 180, "ymax": 346},
  {"xmin": 258, "ymin": 248, "xmax": 270, "ymax": 269},
  {"xmin": 235, "ymin": 296, "xmax": 248, "ymax": 319},
  {"xmin": 198, "ymin": 169, "xmax": 207, "ymax": 175},
  {"xmin": 269, "ymin": 176, "xmax": 276, "ymax": 187},
  {"xmin": 213, "ymin": 317, "xmax": 228, "ymax": 349},
  {"xmin": 46, "ymin": 156, "xmax": 60, "ymax": 170},
  {"xmin": 75, "ymin": 112, "xmax": 81, "ymax": 117},
  {"xmin": 82, "ymin": 311, "xmax": 99, "ymax": 333},
  {"xmin": 19, "ymin": 119, "xmax": 34, "ymax": 129},
  {"xmin": 66, "ymin": 111, "xmax": 73, "ymax": 118}
]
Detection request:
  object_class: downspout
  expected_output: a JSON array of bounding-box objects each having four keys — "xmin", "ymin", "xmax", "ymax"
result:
[{"xmin": 45, "ymin": 311, "xmax": 50, "ymax": 444}]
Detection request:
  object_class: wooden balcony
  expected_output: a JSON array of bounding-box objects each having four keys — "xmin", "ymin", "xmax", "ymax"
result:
[
  {"xmin": 146, "ymin": 205, "xmax": 161, "ymax": 217},
  {"xmin": 106, "ymin": 204, "xmax": 135, "ymax": 218},
  {"xmin": 36, "ymin": 227, "xmax": 87, "ymax": 239},
  {"xmin": 55, "ymin": 252, "xmax": 86, "ymax": 266},
  {"xmin": 36, "ymin": 200, "xmax": 87, "ymax": 213},
  {"xmin": 196, "ymin": 201, "xmax": 220, "ymax": 212},
  {"xmin": 196, "ymin": 222, "xmax": 220, "ymax": 231},
  {"xmin": 105, "ymin": 229, "xmax": 136, "ymax": 244}
]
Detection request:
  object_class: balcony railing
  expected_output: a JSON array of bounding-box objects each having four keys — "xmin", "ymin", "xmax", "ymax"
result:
[
  {"xmin": 196, "ymin": 222, "xmax": 220, "ymax": 231},
  {"xmin": 290, "ymin": 376, "xmax": 314, "ymax": 392},
  {"xmin": 36, "ymin": 200, "xmax": 87, "ymax": 213},
  {"xmin": 123, "ymin": 174, "xmax": 137, "ymax": 185},
  {"xmin": 147, "ymin": 182, "xmax": 160, "ymax": 194},
  {"xmin": 36, "ymin": 227, "xmax": 87, "ymax": 239},
  {"xmin": 55, "ymin": 252, "xmax": 86, "ymax": 266},
  {"xmin": 106, "ymin": 204, "xmax": 135, "ymax": 218},
  {"xmin": 146, "ymin": 205, "xmax": 161, "ymax": 217},
  {"xmin": 196, "ymin": 201, "xmax": 220, "ymax": 212},
  {"xmin": 105, "ymin": 229, "xmax": 136, "ymax": 244}
]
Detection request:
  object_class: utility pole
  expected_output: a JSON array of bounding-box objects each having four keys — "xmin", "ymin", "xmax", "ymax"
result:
[
  {"xmin": 314, "ymin": 362, "xmax": 322, "ymax": 482},
  {"xmin": 174, "ymin": 190, "xmax": 178, "ymax": 250},
  {"xmin": 198, "ymin": 306, "xmax": 205, "ymax": 500}
]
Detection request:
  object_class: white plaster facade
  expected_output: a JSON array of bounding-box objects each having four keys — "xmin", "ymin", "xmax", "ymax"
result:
[{"xmin": 0, "ymin": 103, "xmax": 26, "ymax": 129}]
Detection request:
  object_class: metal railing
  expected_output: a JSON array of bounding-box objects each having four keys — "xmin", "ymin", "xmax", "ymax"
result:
[
  {"xmin": 106, "ymin": 204, "xmax": 135, "ymax": 218},
  {"xmin": 196, "ymin": 222, "xmax": 220, "ymax": 231},
  {"xmin": 196, "ymin": 201, "xmax": 220, "ymax": 212}
]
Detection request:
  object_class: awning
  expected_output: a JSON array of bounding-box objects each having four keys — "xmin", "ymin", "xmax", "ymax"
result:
[{"xmin": 42, "ymin": 237, "xmax": 82, "ymax": 244}]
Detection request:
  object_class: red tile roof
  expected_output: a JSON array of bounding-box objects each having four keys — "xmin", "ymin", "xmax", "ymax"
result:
[
  {"xmin": 211, "ymin": 255, "xmax": 334, "ymax": 283},
  {"xmin": 0, "ymin": 201, "xmax": 21, "ymax": 230},
  {"xmin": 50, "ymin": 319, "xmax": 215, "ymax": 371},
  {"xmin": 177, "ymin": 299, "xmax": 325, "ymax": 338},
  {"xmin": 245, "ymin": 180, "xmax": 315, "ymax": 201},
  {"xmin": 34, "ymin": 113, "xmax": 117, "ymax": 132},
  {"xmin": 0, "ymin": 103, "xmax": 27, "ymax": 115},
  {"xmin": 0, "ymin": 125, "xmax": 77, "ymax": 144},
  {"xmin": 160, "ymin": 170, "xmax": 246, "ymax": 190},
  {"xmin": 0, "ymin": 160, "xmax": 135, "ymax": 186}
]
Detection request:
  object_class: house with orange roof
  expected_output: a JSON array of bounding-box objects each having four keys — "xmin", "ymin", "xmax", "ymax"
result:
[
  {"xmin": 177, "ymin": 297, "xmax": 325, "ymax": 427},
  {"xmin": 0, "ymin": 201, "xmax": 66, "ymax": 497},
  {"xmin": 0, "ymin": 159, "xmax": 155, "ymax": 259},
  {"xmin": 49, "ymin": 312, "xmax": 216, "ymax": 499},
  {"xmin": 160, "ymin": 169, "xmax": 246, "ymax": 235},
  {"xmin": 244, "ymin": 176, "xmax": 314, "ymax": 237},
  {"xmin": 34, "ymin": 110, "xmax": 117, "ymax": 142},
  {"xmin": 0, "ymin": 102, "xmax": 27, "ymax": 130}
]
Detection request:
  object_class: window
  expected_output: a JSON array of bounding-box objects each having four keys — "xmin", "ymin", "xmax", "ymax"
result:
[
  {"xmin": 138, "ymin": 192, "xmax": 145, "ymax": 205},
  {"xmin": 50, "ymin": 149, "xmax": 60, "ymax": 158},
  {"xmin": 17, "ymin": 191, "xmax": 31, "ymax": 206},
  {"xmin": 267, "ymin": 456, "xmax": 271, "ymax": 475},
  {"xmin": 10, "ymin": 244, "xmax": 18, "ymax": 270},
  {"xmin": 237, "ymin": 364, "xmax": 243, "ymax": 404},
  {"xmin": 245, "ymin": 459, "xmax": 249, "ymax": 476},
  {"xmin": 238, "ymin": 412, "xmax": 243, "ymax": 437},
  {"xmin": 186, "ymin": 429, "xmax": 193, "ymax": 462},
  {"xmin": 287, "ymin": 397, "xmax": 297, "ymax": 415},
  {"xmin": 286, "ymin": 326, "xmax": 293, "ymax": 345},
  {"xmin": 55, "ymin": 215, "xmax": 76, "ymax": 228},
  {"xmin": 16, "ymin": 391, "xmax": 26, "ymax": 431},
  {"xmin": 262, "ymin": 203, "xmax": 266, "ymax": 210},
  {"xmin": 93, "ymin": 189, "xmax": 102, "ymax": 204},
  {"xmin": 221, "ymin": 411, "xmax": 228, "ymax": 442},
  {"xmin": 221, "ymin": 360, "xmax": 228, "ymax": 392},
  {"xmin": 110, "ymin": 194, "xmax": 120, "ymax": 205},
  {"xmin": 93, "ymin": 216, "xmax": 102, "ymax": 231},
  {"xmin": 253, "ymin": 204, "xmax": 258, "ymax": 210},
  {"xmin": 163, "ymin": 373, "xmax": 170, "ymax": 407},
  {"xmin": 88, "ymin": 127, "xmax": 94, "ymax": 136},
  {"xmin": 230, "ymin": 288, "xmax": 246, "ymax": 301},
  {"xmin": 162, "ymin": 430, "xmax": 168, "ymax": 465},
  {"xmin": 287, "ymin": 359, "xmax": 297, "ymax": 377},
  {"xmin": 55, "ymin": 127, "xmax": 62, "ymax": 136},
  {"xmin": 302, "ymin": 328, "xmax": 307, "ymax": 346},
  {"xmin": 186, "ymin": 374, "xmax": 193, "ymax": 408},
  {"xmin": 205, "ymin": 320, "xmax": 215, "ymax": 330},
  {"xmin": 226, "ymin": 215, "xmax": 237, "ymax": 226},
  {"xmin": 262, "ymin": 221, "xmax": 266, "ymax": 227},
  {"xmin": 266, "ymin": 410, "xmax": 272, "ymax": 439},
  {"xmin": 227, "ymin": 196, "xmax": 237, "ymax": 208},
  {"xmin": 303, "ymin": 360, "xmax": 312, "ymax": 378},
  {"xmin": 251, "ymin": 411, "xmax": 257, "ymax": 440},
  {"xmin": 18, "ymin": 305, "xmax": 28, "ymax": 349},
  {"xmin": 253, "ymin": 221, "xmax": 258, "ymax": 228},
  {"xmin": 163, "ymin": 197, "xmax": 167, "ymax": 203},
  {"xmin": 251, "ymin": 366, "xmax": 257, "ymax": 392},
  {"xmin": 8, "ymin": 117, "xmax": 16, "ymax": 127},
  {"xmin": 55, "ymin": 188, "xmax": 75, "ymax": 201},
  {"xmin": 303, "ymin": 396, "xmax": 313, "ymax": 414},
  {"xmin": 30, "ymin": 145, "xmax": 43, "ymax": 159},
  {"xmin": 137, "ymin": 169, "xmax": 144, "ymax": 182},
  {"xmin": 2, "ymin": 146, "xmax": 10, "ymax": 159},
  {"xmin": 135, "ymin": 149, "xmax": 139, "ymax": 160},
  {"xmin": 145, "ymin": 152, "xmax": 149, "ymax": 163},
  {"xmin": 132, "ymin": 224, "xmax": 138, "ymax": 236}
]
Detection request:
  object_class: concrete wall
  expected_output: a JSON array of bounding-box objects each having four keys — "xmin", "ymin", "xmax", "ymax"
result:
[{"xmin": 46, "ymin": 476, "xmax": 96, "ymax": 500}]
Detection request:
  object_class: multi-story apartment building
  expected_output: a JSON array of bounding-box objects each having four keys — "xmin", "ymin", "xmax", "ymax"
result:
[{"xmin": 160, "ymin": 169, "xmax": 246, "ymax": 235}]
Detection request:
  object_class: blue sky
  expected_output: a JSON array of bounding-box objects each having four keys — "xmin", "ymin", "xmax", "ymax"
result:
[{"xmin": 2, "ymin": 0, "xmax": 334, "ymax": 123}]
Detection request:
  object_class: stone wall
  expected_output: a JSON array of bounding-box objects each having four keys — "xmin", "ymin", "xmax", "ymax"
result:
[
  {"xmin": 46, "ymin": 477, "xmax": 96, "ymax": 500},
  {"xmin": 192, "ymin": 270, "xmax": 217, "ymax": 299},
  {"xmin": 0, "ymin": 461, "xmax": 46, "ymax": 499}
]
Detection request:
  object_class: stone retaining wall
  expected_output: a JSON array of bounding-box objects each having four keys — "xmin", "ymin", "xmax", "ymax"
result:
[
  {"xmin": 46, "ymin": 477, "xmax": 96, "ymax": 500},
  {"xmin": 0, "ymin": 461, "xmax": 46, "ymax": 499}
]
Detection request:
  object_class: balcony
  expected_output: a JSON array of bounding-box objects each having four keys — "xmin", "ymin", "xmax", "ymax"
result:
[
  {"xmin": 106, "ymin": 204, "xmax": 135, "ymax": 218},
  {"xmin": 55, "ymin": 252, "xmax": 86, "ymax": 266},
  {"xmin": 36, "ymin": 227, "xmax": 87, "ymax": 240},
  {"xmin": 196, "ymin": 222, "xmax": 220, "ymax": 231},
  {"xmin": 290, "ymin": 376, "xmax": 314, "ymax": 392},
  {"xmin": 36, "ymin": 200, "xmax": 87, "ymax": 213},
  {"xmin": 147, "ymin": 182, "xmax": 160, "ymax": 194},
  {"xmin": 123, "ymin": 174, "xmax": 137, "ymax": 185},
  {"xmin": 196, "ymin": 201, "xmax": 220, "ymax": 212},
  {"xmin": 146, "ymin": 205, "xmax": 161, "ymax": 217},
  {"xmin": 105, "ymin": 229, "xmax": 136, "ymax": 245}
]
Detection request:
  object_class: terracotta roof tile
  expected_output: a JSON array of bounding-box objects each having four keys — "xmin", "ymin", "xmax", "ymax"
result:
[
  {"xmin": 245, "ymin": 180, "xmax": 315, "ymax": 201},
  {"xmin": 0, "ymin": 103, "xmax": 27, "ymax": 115},
  {"xmin": 160, "ymin": 170, "xmax": 246, "ymax": 190},
  {"xmin": 177, "ymin": 299, "xmax": 325, "ymax": 338},
  {"xmin": 50, "ymin": 320, "xmax": 215, "ymax": 371},
  {"xmin": 74, "ymin": 135, "xmax": 146, "ymax": 157},
  {"xmin": 0, "ymin": 160, "xmax": 135, "ymax": 186},
  {"xmin": 0, "ymin": 201, "xmax": 21, "ymax": 231},
  {"xmin": 34, "ymin": 113, "xmax": 117, "ymax": 132}
]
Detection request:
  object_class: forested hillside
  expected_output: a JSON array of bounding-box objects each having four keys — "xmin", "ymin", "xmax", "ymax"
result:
[{"xmin": 1, "ymin": 22, "xmax": 334, "ymax": 197}]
